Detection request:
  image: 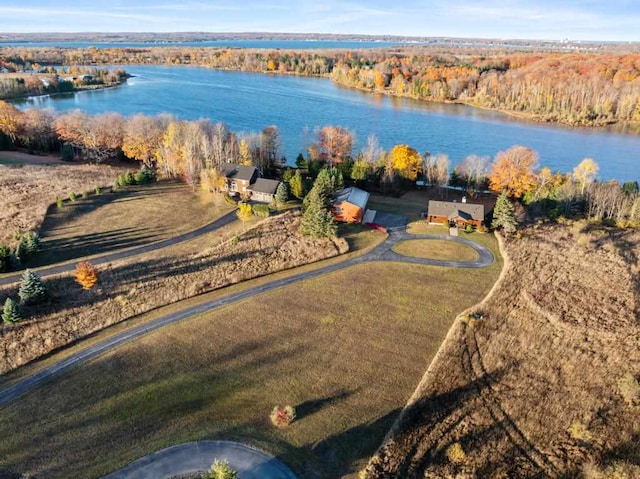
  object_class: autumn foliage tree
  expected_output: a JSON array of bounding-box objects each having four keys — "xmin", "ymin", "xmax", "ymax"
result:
[
  {"xmin": 489, "ymin": 146, "xmax": 538, "ymax": 199},
  {"xmin": 390, "ymin": 144, "xmax": 422, "ymax": 180},
  {"xmin": 75, "ymin": 262, "xmax": 98, "ymax": 290},
  {"xmin": 573, "ymin": 158, "xmax": 599, "ymax": 195}
]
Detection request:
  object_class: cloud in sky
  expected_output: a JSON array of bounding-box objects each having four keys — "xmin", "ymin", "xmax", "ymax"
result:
[{"xmin": 0, "ymin": 0, "xmax": 638, "ymax": 41}]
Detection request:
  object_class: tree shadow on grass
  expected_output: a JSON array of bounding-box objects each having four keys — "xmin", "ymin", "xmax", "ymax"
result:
[{"xmin": 295, "ymin": 389, "xmax": 355, "ymax": 421}]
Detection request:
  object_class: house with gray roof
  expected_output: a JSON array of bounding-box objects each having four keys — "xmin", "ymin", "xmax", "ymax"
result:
[
  {"xmin": 427, "ymin": 200, "xmax": 485, "ymax": 228},
  {"xmin": 221, "ymin": 163, "xmax": 259, "ymax": 197}
]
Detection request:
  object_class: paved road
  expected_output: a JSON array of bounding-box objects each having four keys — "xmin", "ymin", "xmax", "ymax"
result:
[
  {"xmin": 0, "ymin": 229, "xmax": 492, "ymax": 407},
  {"xmin": 0, "ymin": 211, "xmax": 238, "ymax": 287},
  {"xmin": 102, "ymin": 441, "xmax": 297, "ymax": 479}
]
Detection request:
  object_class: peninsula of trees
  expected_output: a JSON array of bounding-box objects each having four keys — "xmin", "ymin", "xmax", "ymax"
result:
[{"xmin": 1, "ymin": 44, "xmax": 639, "ymax": 127}]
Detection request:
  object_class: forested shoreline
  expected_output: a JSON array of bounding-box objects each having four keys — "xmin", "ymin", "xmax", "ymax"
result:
[{"xmin": 1, "ymin": 45, "xmax": 639, "ymax": 127}]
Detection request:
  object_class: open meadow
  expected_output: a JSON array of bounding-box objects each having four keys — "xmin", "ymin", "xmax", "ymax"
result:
[
  {"xmin": 366, "ymin": 222, "xmax": 640, "ymax": 478},
  {"xmin": 0, "ymin": 251, "xmax": 501, "ymax": 478}
]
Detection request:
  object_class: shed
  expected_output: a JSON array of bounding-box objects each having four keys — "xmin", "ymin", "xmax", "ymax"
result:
[
  {"xmin": 248, "ymin": 178, "xmax": 280, "ymax": 203},
  {"xmin": 427, "ymin": 200, "xmax": 484, "ymax": 228},
  {"xmin": 331, "ymin": 187, "xmax": 370, "ymax": 223}
]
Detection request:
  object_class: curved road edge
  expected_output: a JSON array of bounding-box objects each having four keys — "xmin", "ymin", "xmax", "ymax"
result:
[
  {"xmin": 0, "ymin": 210, "xmax": 238, "ymax": 287},
  {"xmin": 101, "ymin": 440, "xmax": 297, "ymax": 479}
]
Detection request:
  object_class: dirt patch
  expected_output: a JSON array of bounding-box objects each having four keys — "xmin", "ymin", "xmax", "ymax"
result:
[
  {"xmin": 0, "ymin": 162, "xmax": 122, "ymax": 247},
  {"xmin": 364, "ymin": 221, "xmax": 640, "ymax": 478},
  {"xmin": 0, "ymin": 211, "xmax": 348, "ymax": 374}
]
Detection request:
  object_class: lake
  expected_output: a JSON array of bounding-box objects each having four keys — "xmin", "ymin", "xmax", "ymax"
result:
[{"xmin": 14, "ymin": 65, "xmax": 640, "ymax": 181}]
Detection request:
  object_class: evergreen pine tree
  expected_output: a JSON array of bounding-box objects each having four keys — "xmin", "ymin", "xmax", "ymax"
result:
[
  {"xmin": 274, "ymin": 182, "xmax": 289, "ymax": 205},
  {"xmin": 18, "ymin": 269, "xmax": 48, "ymax": 305},
  {"xmin": 492, "ymin": 192, "xmax": 517, "ymax": 234},
  {"xmin": 300, "ymin": 186, "xmax": 337, "ymax": 238},
  {"xmin": 2, "ymin": 297, "xmax": 21, "ymax": 323},
  {"xmin": 24, "ymin": 232, "xmax": 40, "ymax": 256},
  {"xmin": 0, "ymin": 244, "xmax": 10, "ymax": 273}
]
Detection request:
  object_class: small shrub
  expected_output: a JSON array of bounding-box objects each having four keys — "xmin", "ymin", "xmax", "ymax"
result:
[
  {"xmin": 14, "ymin": 238, "xmax": 28, "ymax": 262},
  {"xmin": 568, "ymin": 422, "xmax": 592, "ymax": 442},
  {"xmin": 208, "ymin": 459, "xmax": 238, "ymax": 479},
  {"xmin": 69, "ymin": 192, "xmax": 77, "ymax": 202},
  {"xmin": 134, "ymin": 166, "xmax": 156, "ymax": 184},
  {"xmin": 618, "ymin": 373, "xmax": 640, "ymax": 406},
  {"xmin": 61, "ymin": 144, "xmax": 74, "ymax": 162},
  {"xmin": 82, "ymin": 190, "xmax": 89, "ymax": 199},
  {"xmin": 116, "ymin": 174, "xmax": 126, "ymax": 187},
  {"xmin": 2, "ymin": 298, "xmax": 21, "ymax": 323},
  {"xmin": 18, "ymin": 269, "xmax": 47, "ymax": 305},
  {"xmin": 464, "ymin": 224, "xmax": 474, "ymax": 233},
  {"xmin": 94, "ymin": 185, "xmax": 101, "ymax": 195},
  {"xmin": 252, "ymin": 204, "xmax": 270, "ymax": 218},
  {"xmin": 124, "ymin": 170, "xmax": 136, "ymax": 185},
  {"xmin": 477, "ymin": 223, "xmax": 488, "ymax": 233},
  {"xmin": 231, "ymin": 234, "xmax": 240, "ymax": 245},
  {"xmin": 56, "ymin": 196, "xmax": 63, "ymax": 208},
  {"xmin": 23, "ymin": 231, "xmax": 40, "ymax": 256},
  {"xmin": 75, "ymin": 262, "xmax": 98, "ymax": 290},
  {"xmin": 223, "ymin": 194, "xmax": 237, "ymax": 206},
  {"xmin": 0, "ymin": 244, "xmax": 10, "ymax": 272},
  {"xmin": 270, "ymin": 404, "xmax": 296, "ymax": 427},
  {"xmin": 445, "ymin": 442, "xmax": 466, "ymax": 464},
  {"xmin": 236, "ymin": 202, "xmax": 253, "ymax": 222}
]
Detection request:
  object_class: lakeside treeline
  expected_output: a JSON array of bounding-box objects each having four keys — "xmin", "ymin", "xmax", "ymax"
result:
[
  {"xmin": 1, "ymin": 101, "xmax": 638, "ymax": 228},
  {"xmin": 0, "ymin": 66, "xmax": 128, "ymax": 100},
  {"xmin": 1, "ymin": 46, "xmax": 640, "ymax": 126}
]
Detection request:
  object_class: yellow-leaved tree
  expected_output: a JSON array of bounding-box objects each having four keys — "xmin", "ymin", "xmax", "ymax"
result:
[
  {"xmin": 573, "ymin": 158, "xmax": 599, "ymax": 195},
  {"xmin": 390, "ymin": 144, "xmax": 422, "ymax": 181}
]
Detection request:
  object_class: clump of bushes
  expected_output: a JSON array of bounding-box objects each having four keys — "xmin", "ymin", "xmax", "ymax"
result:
[
  {"xmin": 69, "ymin": 191, "xmax": 77, "ymax": 202},
  {"xmin": 208, "ymin": 459, "xmax": 238, "ymax": 479},
  {"xmin": 223, "ymin": 194, "xmax": 237, "ymax": 206},
  {"xmin": 0, "ymin": 231, "xmax": 41, "ymax": 272},
  {"xmin": 270, "ymin": 404, "xmax": 296, "ymax": 427},
  {"xmin": 252, "ymin": 204, "xmax": 270, "ymax": 218},
  {"xmin": 115, "ymin": 166, "xmax": 157, "ymax": 188}
]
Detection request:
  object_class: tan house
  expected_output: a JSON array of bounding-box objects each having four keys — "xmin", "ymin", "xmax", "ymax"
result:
[
  {"xmin": 248, "ymin": 178, "xmax": 281, "ymax": 203},
  {"xmin": 427, "ymin": 200, "xmax": 485, "ymax": 228},
  {"xmin": 331, "ymin": 187, "xmax": 370, "ymax": 223},
  {"xmin": 222, "ymin": 163, "xmax": 259, "ymax": 196}
]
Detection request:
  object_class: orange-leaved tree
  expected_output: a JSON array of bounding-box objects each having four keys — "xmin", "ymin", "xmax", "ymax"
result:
[
  {"xmin": 75, "ymin": 262, "xmax": 98, "ymax": 290},
  {"xmin": 489, "ymin": 145, "xmax": 539, "ymax": 199}
]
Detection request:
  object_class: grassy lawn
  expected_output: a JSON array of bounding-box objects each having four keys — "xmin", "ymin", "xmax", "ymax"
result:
[
  {"xmin": 0, "ymin": 254, "xmax": 500, "ymax": 478},
  {"xmin": 28, "ymin": 181, "xmax": 231, "ymax": 267},
  {"xmin": 393, "ymin": 239, "xmax": 480, "ymax": 261},
  {"xmin": 367, "ymin": 194, "xmax": 425, "ymax": 222}
]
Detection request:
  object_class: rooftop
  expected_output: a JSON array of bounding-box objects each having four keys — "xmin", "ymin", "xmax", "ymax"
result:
[
  {"xmin": 333, "ymin": 187, "xmax": 370, "ymax": 210},
  {"xmin": 221, "ymin": 163, "xmax": 258, "ymax": 181},
  {"xmin": 248, "ymin": 178, "xmax": 280, "ymax": 195},
  {"xmin": 427, "ymin": 200, "xmax": 484, "ymax": 220}
]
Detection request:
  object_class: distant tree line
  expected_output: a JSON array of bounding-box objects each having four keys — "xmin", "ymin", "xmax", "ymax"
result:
[{"xmin": 2, "ymin": 46, "xmax": 639, "ymax": 125}]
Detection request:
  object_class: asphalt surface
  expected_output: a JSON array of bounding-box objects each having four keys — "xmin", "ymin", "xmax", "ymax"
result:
[
  {"xmin": 102, "ymin": 441, "xmax": 297, "ymax": 479},
  {"xmin": 0, "ymin": 210, "xmax": 238, "ymax": 287},
  {"xmin": 0, "ymin": 228, "xmax": 493, "ymax": 407}
]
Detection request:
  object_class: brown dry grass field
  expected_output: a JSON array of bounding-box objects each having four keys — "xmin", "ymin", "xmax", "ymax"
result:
[
  {"xmin": 30, "ymin": 180, "xmax": 229, "ymax": 267},
  {"xmin": 365, "ymin": 221, "xmax": 640, "ymax": 478},
  {"xmin": 0, "ymin": 210, "xmax": 348, "ymax": 374},
  {"xmin": 392, "ymin": 239, "xmax": 480, "ymax": 262},
  {"xmin": 0, "ymin": 159, "xmax": 122, "ymax": 247},
  {"xmin": 0, "ymin": 245, "xmax": 502, "ymax": 478}
]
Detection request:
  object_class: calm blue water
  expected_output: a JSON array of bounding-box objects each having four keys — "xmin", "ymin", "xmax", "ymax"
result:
[
  {"xmin": 14, "ymin": 65, "xmax": 640, "ymax": 181},
  {"xmin": 0, "ymin": 40, "xmax": 405, "ymax": 50}
]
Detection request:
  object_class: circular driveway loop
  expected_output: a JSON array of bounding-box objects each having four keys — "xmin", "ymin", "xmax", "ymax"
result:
[{"xmin": 102, "ymin": 440, "xmax": 297, "ymax": 479}]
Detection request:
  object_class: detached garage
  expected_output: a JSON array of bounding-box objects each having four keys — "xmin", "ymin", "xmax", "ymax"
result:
[{"xmin": 331, "ymin": 187, "xmax": 370, "ymax": 223}]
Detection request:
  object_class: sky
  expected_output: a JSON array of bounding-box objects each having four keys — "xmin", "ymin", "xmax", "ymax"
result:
[{"xmin": 0, "ymin": 0, "xmax": 639, "ymax": 42}]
